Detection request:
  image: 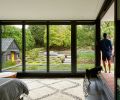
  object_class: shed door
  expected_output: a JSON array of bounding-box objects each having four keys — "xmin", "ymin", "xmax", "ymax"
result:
[{"xmin": 11, "ymin": 51, "xmax": 15, "ymax": 62}]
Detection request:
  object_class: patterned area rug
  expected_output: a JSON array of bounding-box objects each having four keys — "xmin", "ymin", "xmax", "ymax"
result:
[{"xmin": 20, "ymin": 78, "xmax": 85, "ymax": 100}]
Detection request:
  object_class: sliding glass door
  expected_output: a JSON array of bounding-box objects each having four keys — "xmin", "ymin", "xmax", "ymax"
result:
[
  {"xmin": 49, "ymin": 25, "xmax": 71, "ymax": 72},
  {"xmin": 25, "ymin": 25, "xmax": 47, "ymax": 72},
  {"xmin": 0, "ymin": 22, "xmax": 96, "ymax": 73},
  {"xmin": 77, "ymin": 25, "xmax": 95, "ymax": 71}
]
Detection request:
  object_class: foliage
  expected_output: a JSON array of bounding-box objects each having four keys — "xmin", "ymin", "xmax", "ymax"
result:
[
  {"xmin": 77, "ymin": 50, "xmax": 95, "ymax": 64},
  {"xmin": 44, "ymin": 25, "xmax": 71, "ymax": 48},
  {"xmin": 28, "ymin": 25, "xmax": 46, "ymax": 47},
  {"xmin": 3, "ymin": 60, "xmax": 16, "ymax": 68},
  {"xmin": 1, "ymin": 23, "xmax": 114, "ymax": 50},
  {"xmin": 2, "ymin": 25, "xmax": 22, "ymax": 50},
  {"xmin": 26, "ymin": 29, "xmax": 35, "ymax": 50},
  {"xmin": 26, "ymin": 48, "xmax": 40, "ymax": 60},
  {"xmin": 101, "ymin": 21, "xmax": 114, "ymax": 43},
  {"xmin": 77, "ymin": 25, "xmax": 95, "ymax": 49},
  {"xmin": 2, "ymin": 25, "xmax": 35, "ymax": 50}
]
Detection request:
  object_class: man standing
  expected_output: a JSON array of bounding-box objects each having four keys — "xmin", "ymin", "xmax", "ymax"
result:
[{"xmin": 100, "ymin": 33, "xmax": 112, "ymax": 73}]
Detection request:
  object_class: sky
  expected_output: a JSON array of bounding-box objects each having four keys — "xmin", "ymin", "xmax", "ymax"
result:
[{"xmin": 15, "ymin": 25, "xmax": 28, "ymax": 29}]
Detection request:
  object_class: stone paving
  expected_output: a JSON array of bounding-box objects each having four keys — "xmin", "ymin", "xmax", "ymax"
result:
[{"xmin": 20, "ymin": 78, "xmax": 85, "ymax": 100}]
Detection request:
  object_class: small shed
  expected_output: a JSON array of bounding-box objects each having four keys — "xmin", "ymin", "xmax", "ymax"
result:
[{"xmin": 2, "ymin": 38, "xmax": 20, "ymax": 63}]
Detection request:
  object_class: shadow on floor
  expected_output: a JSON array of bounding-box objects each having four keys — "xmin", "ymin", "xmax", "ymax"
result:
[{"xmin": 85, "ymin": 78, "xmax": 108, "ymax": 100}]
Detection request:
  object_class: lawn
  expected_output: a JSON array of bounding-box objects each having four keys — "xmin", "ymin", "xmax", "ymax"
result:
[{"xmin": 3, "ymin": 48, "xmax": 114, "ymax": 72}]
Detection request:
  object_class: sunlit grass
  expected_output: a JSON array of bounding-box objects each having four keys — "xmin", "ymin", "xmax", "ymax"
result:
[{"xmin": 4, "ymin": 48, "xmax": 115, "ymax": 72}]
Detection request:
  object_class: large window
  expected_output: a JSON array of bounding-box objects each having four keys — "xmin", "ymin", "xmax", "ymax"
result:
[
  {"xmin": 1, "ymin": 25, "xmax": 22, "ymax": 71},
  {"xmin": 77, "ymin": 25, "xmax": 95, "ymax": 71},
  {"xmin": 26, "ymin": 25, "xmax": 47, "ymax": 72},
  {"xmin": 49, "ymin": 25, "xmax": 71, "ymax": 71},
  {"xmin": 0, "ymin": 22, "xmax": 96, "ymax": 73}
]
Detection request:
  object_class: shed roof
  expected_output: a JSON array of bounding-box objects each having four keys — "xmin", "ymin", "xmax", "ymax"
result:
[{"xmin": 2, "ymin": 38, "xmax": 14, "ymax": 52}]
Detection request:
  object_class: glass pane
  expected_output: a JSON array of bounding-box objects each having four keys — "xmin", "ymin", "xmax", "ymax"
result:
[
  {"xmin": 49, "ymin": 25, "xmax": 71, "ymax": 71},
  {"xmin": 2, "ymin": 25, "xmax": 22, "ymax": 71},
  {"xmin": 77, "ymin": 25, "xmax": 95, "ymax": 71},
  {"xmin": 26, "ymin": 25, "xmax": 47, "ymax": 71}
]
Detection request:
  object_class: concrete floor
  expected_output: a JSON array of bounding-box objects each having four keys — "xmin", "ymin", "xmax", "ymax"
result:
[
  {"xmin": 85, "ymin": 79, "xmax": 108, "ymax": 100},
  {"xmin": 20, "ymin": 78, "xmax": 108, "ymax": 100}
]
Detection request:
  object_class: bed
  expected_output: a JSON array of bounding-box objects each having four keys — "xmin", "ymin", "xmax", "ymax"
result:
[{"xmin": 0, "ymin": 78, "xmax": 29, "ymax": 100}]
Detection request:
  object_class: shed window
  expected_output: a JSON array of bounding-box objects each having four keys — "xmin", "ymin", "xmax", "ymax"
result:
[
  {"xmin": 17, "ymin": 54, "xmax": 19, "ymax": 58},
  {"xmin": 7, "ymin": 54, "xmax": 11, "ymax": 60}
]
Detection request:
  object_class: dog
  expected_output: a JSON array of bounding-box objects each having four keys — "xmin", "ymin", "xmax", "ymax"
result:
[{"xmin": 85, "ymin": 66, "xmax": 102, "ymax": 85}]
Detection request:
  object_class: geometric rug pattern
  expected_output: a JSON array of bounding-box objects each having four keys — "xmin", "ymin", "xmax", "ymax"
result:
[{"xmin": 20, "ymin": 78, "xmax": 85, "ymax": 100}]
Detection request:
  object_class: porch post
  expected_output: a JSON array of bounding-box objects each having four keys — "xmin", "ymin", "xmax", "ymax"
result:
[
  {"xmin": 22, "ymin": 22, "xmax": 26, "ymax": 72},
  {"xmin": 116, "ymin": 0, "xmax": 120, "ymax": 77},
  {"xmin": 95, "ymin": 20, "xmax": 101, "ymax": 67},
  {"xmin": 115, "ymin": 1, "xmax": 120, "ymax": 100},
  {"xmin": 71, "ymin": 21, "xmax": 76, "ymax": 73},
  {"xmin": 47, "ymin": 22, "xmax": 49, "ymax": 72}
]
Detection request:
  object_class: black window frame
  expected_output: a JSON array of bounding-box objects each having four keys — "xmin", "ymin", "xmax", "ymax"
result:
[{"xmin": 0, "ymin": 20, "xmax": 97, "ymax": 74}]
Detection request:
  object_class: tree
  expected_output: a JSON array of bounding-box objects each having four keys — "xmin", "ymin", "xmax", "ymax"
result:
[
  {"xmin": 77, "ymin": 25, "xmax": 95, "ymax": 49},
  {"xmin": 28, "ymin": 25, "xmax": 46, "ymax": 47},
  {"xmin": 2, "ymin": 25, "xmax": 22, "ymax": 50},
  {"xmin": 2, "ymin": 25, "xmax": 35, "ymax": 50},
  {"xmin": 44, "ymin": 25, "xmax": 71, "ymax": 49},
  {"xmin": 26, "ymin": 29, "xmax": 35, "ymax": 50},
  {"xmin": 101, "ymin": 21, "xmax": 114, "ymax": 43}
]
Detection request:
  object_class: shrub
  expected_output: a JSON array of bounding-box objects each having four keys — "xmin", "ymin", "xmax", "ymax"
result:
[{"xmin": 3, "ymin": 60, "xmax": 16, "ymax": 68}]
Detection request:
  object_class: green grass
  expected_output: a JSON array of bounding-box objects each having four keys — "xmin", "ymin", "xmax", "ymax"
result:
[
  {"xmin": 50, "ymin": 64, "xmax": 71, "ymax": 71},
  {"xmin": 6, "ymin": 63, "xmax": 114, "ymax": 72},
  {"xmin": 7, "ymin": 64, "xmax": 93, "ymax": 71},
  {"xmin": 3, "ymin": 60, "xmax": 17, "ymax": 68},
  {"xmin": 77, "ymin": 50, "xmax": 95, "ymax": 64},
  {"xmin": 4, "ymin": 48, "xmax": 114, "ymax": 72},
  {"xmin": 77, "ymin": 50, "xmax": 95, "ymax": 58},
  {"xmin": 77, "ymin": 64, "xmax": 94, "ymax": 70},
  {"xmin": 5, "ymin": 66, "xmax": 22, "ymax": 71},
  {"xmin": 26, "ymin": 65, "xmax": 46, "ymax": 71},
  {"xmin": 77, "ymin": 50, "xmax": 95, "ymax": 71}
]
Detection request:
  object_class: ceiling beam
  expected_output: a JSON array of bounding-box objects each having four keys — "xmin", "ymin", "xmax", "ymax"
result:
[
  {"xmin": 96, "ymin": 0, "xmax": 114, "ymax": 20},
  {"xmin": 0, "ymin": 20, "xmax": 95, "ymax": 25}
]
